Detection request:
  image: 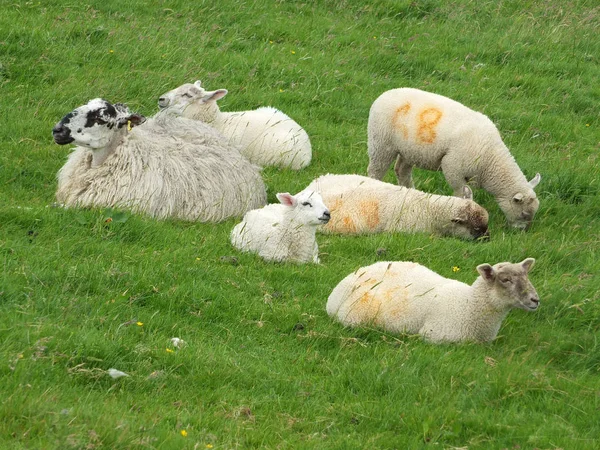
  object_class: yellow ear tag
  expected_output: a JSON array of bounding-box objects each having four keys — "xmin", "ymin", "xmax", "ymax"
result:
[{"xmin": 127, "ymin": 120, "xmax": 132, "ymax": 131}]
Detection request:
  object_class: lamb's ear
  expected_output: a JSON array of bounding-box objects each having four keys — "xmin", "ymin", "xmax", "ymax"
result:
[
  {"xmin": 194, "ymin": 80, "xmax": 202, "ymax": 88},
  {"xmin": 521, "ymin": 258, "xmax": 535, "ymax": 273},
  {"xmin": 513, "ymin": 193, "xmax": 524, "ymax": 203},
  {"xmin": 201, "ymin": 89, "xmax": 228, "ymax": 103},
  {"xmin": 276, "ymin": 193, "xmax": 297, "ymax": 207},
  {"xmin": 462, "ymin": 185, "xmax": 473, "ymax": 200},
  {"xmin": 476, "ymin": 263, "xmax": 495, "ymax": 281},
  {"xmin": 529, "ymin": 173, "xmax": 541, "ymax": 189},
  {"xmin": 118, "ymin": 113, "xmax": 146, "ymax": 129}
]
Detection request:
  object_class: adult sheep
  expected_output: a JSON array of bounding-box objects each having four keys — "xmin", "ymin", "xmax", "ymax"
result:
[
  {"xmin": 327, "ymin": 258, "xmax": 539, "ymax": 343},
  {"xmin": 231, "ymin": 190, "xmax": 330, "ymax": 264},
  {"xmin": 305, "ymin": 174, "xmax": 489, "ymax": 241},
  {"xmin": 157, "ymin": 80, "xmax": 312, "ymax": 170},
  {"xmin": 52, "ymin": 98, "xmax": 267, "ymax": 222},
  {"xmin": 367, "ymin": 88, "xmax": 541, "ymax": 230}
]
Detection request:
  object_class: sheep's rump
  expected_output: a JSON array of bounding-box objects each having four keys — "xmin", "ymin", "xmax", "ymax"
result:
[{"xmin": 57, "ymin": 127, "xmax": 266, "ymax": 222}]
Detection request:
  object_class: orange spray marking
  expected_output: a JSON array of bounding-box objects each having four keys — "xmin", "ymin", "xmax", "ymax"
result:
[
  {"xmin": 393, "ymin": 102, "xmax": 412, "ymax": 139},
  {"xmin": 358, "ymin": 199, "xmax": 380, "ymax": 230},
  {"xmin": 416, "ymin": 107, "xmax": 443, "ymax": 144}
]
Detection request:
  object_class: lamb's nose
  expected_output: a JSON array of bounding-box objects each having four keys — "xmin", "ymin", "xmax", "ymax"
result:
[{"xmin": 323, "ymin": 211, "xmax": 331, "ymax": 218}]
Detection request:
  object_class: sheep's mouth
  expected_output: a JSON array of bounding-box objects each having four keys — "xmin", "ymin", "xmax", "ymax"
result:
[
  {"xmin": 53, "ymin": 133, "xmax": 75, "ymax": 145},
  {"xmin": 319, "ymin": 217, "xmax": 330, "ymax": 224},
  {"xmin": 526, "ymin": 301, "xmax": 540, "ymax": 311}
]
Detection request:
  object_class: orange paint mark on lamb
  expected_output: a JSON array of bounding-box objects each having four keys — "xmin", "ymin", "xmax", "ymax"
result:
[
  {"xmin": 393, "ymin": 102, "xmax": 412, "ymax": 139},
  {"xmin": 324, "ymin": 198, "xmax": 357, "ymax": 234},
  {"xmin": 341, "ymin": 215, "xmax": 357, "ymax": 234},
  {"xmin": 416, "ymin": 107, "xmax": 443, "ymax": 144},
  {"xmin": 358, "ymin": 199, "xmax": 380, "ymax": 230}
]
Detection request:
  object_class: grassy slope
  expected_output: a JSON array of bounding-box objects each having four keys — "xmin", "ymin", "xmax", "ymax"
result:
[{"xmin": 0, "ymin": 0, "xmax": 599, "ymax": 448}]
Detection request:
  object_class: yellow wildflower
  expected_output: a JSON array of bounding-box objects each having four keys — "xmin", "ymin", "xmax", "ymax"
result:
[
  {"xmin": 109, "ymin": 49, "xmax": 114, "ymax": 53},
  {"xmin": 136, "ymin": 321, "xmax": 143, "ymax": 326},
  {"xmin": 180, "ymin": 430, "xmax": 188, "ymax": 437},
  {"xmin": 166, "ymin": 348, "xmax": 174, "ymax": 353},
  {"xmin": 290, "ymin": 50, "xmax": 295, "ymax": 54},
  {"xmin": 452, "ymin": 266, "xmax": 460, "ymax": 272},
  {"xmin": 206, "ymin": 445, "xmax": 213, "ymax": 449}
]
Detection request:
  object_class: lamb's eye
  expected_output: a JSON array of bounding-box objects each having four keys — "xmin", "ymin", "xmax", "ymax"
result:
[
  {"xmin": 95, "ymin": 117, "xmax": 107, "ymax": 125},
  {"xmin": 182, "ymin": 93, "xmax": 193, "ymax": 98},
  {"xmin": 301, "ymin": 202, "xmax": 312, "ymax": 207},
  {"xmin": 499, "ymin": 277, "xmax": 512, "ymax": 283}
]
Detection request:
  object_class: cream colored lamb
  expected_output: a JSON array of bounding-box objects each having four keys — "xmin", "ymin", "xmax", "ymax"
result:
[
  {"xmin": 327, "ymin": 258, "xmax": 539, "ymax": 343},
  {"xmin": 305, "ymin": 174, "xmax": 489, "ymax": 241},
  {"xmin": 231, "ymin": 190, "xmax": 330, "ymax": 264},
  {"xmin": 158, "ymin": 80, "xmax": 312, "ymax": 170},
  {"xmin": 52, "ymin": 98, "xmax": 267, "ymax": 222},
  {"xmin": 367, "ymin": 88, "xmax": 541, "ymax": 229}
]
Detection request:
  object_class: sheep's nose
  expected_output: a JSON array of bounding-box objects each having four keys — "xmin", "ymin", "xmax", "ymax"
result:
[
  {"xmin": 320, "ymin": 210, "xmax": 331, "ymax": 223},
  {"xmin": 158, "ymin": 97, "xmax": 169, "ymax": 108}
]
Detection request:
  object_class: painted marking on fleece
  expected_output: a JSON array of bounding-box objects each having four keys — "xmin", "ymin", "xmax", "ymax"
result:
[
  {"xmin": 416, "ymin": 107, "xmax": 443, "ymax": 144},
  {"xmin": 359, "ymin": 199, "xmax": 380, "ymax": 230},
  {"xmin": 393, "ymin": 102, "xmax": 412, "ymax": 139}
]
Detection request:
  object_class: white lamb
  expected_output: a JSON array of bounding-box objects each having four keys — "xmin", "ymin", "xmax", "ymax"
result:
[
  {"xmin": 367, "ymin": 88, "xmax": 541, "ymax": 229},
  {"xmin": 157, "ymin": 80, "xmax": 312, "ymax": 170},
  {"xmin": 230, "ymin": 190, "xmax": 330, "ymax": 264},
  {"xmin": 327, "ymin": 258, "xmax": 539, "ymax": 343},
  {"xmin": 305, "ymin": 174, "xmax": 489, "ymax": 241},
  {"xmin": 52, "ymin": 98, "xmax": 267, "ymax": 222}
]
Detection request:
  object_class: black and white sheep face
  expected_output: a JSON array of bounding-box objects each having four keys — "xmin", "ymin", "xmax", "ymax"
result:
[
  {"xmin": 158, "ymin": 81, "xmax": 228, "ymax": 118},
  {"xmin": 276, "ymin": 190, "xmax": 331, "ymax": 226},
  {"xmin": 52, "ymin": 98, "xmax": 144, "ymax": 149},
  {"xmin": 477, "ymin": 258, "xmax": 540, "ymax": 311}
]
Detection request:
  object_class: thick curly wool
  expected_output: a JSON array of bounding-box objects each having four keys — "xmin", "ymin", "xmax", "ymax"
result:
[
  {"xmin": 305, "ymin": 174, "xmax": 489, "ymax": 240},
  {"xmin": 158, "ymin": 81, "xmax": 312, "ymax": 170},
  {"xmin": 327, "ymin": 258, "xmax": 540, "ymax": 343},
  {"xmin": 55, "ymin": 101, "xmax": 266, "ymax": 222},
  {"xmin": 230, "ymin": 191, "xmax": 330, "ymax": 263},
  {"xmin": 367, "ymin": 88, "xmax": 541, "ymax": 229}
]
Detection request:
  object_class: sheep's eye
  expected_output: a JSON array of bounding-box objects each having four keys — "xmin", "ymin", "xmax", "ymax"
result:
[
  {"xmin": 182, "ymin": 93, "xmax": 193, "ymax": 98},
  {"xmin": 95, "ymin": 117, "xmax": 107, "ymax": 125},
  {"xmin": 499, "ymin": 277, "xmax": 512, "ymax": 283},
  {"xmin": 301, "ymin": 202, "xmax": 312, "ymax": 207}
]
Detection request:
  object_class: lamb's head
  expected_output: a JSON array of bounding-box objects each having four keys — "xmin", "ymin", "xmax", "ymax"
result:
[
  {"xmin": 498, "ymin": 173, "xmax": 541, "ymax": 230},
  {"xmin": 52, "ymin": 98, "xmax": 145, "ymax": 149},
  {"xmin": 157, "ymin": 80, "xmax": 227, "ymax": 123},
  {"xmin": 276, "ymin": 190, "xmax": 330, "ymax": 226},
  {"xmin": 444, "ymin": 186, "xmax": 490, "ymax": 240},
  {"xmin": 476, "ymin": 258, "xmax": 540, "ymax": 311}
]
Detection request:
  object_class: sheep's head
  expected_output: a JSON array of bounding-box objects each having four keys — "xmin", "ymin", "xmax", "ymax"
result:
[
  {"xmin": 157, "ymin": 80, "xmax": 227, "ymax": 122},
  {"xmin": 52, "ymin": 98, "xmax": 145, "ymax": 149},
  {"xmin": 445, "ymin": 186, "xmax": 490, "ymax": 240},
  {"xmin": 498, "ymin": 173, "xmax": 541, "ymax": 230},
  {"xmin": 276, "ymin": 190, "xmax": 330, "ymax": 226},
  {"xmin": 476, "ymin": 258, "xmax": 540, "ymax": 311}
]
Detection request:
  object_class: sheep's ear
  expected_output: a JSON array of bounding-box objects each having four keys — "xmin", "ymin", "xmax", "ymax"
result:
[
  {"xmin": 462, "ymin": 185, "xmax": 473, "ymax": 200},
  {"xmin": 529, "ymin": 173, "xmax": 541, "ymax": 189},
  {"xmin": 513, "ymin": 193, "xmax": 524, "ymax": 203},
  {"xmin": 202, "ymin": 89, "xmax": 228, "ymax": 103},
  {"xmin": 194, "ymin": 80, "xmax": 202, "ymax": 88},
  {"xmin": 118, "ymin": 113, "xmax": 146, "ymax": 129},
  {"xmin": 276, "ymin": 193, "xmax": 297, "ymax": 207},
  {"xmin": 521, "ymin": 258, "xmax": 535, "ymax": 273},
  {"xmin": 476, "ymin": 263, "xmax": 495, "ymax": 281}
]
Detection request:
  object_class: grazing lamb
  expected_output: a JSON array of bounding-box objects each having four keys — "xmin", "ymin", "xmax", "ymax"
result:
[
  {"xmin": 305, "ymin": 174, "xmax": 489, "ymax": 241},
  {"xmin": 327, "ymin": 258, "xmax": 539, "ymax": 343},
  {"xmin": 157, "ymin": 80, "xmax": 312, "ymax": 170},
  {"xmin": 230, "ymin": 190, "xmax": 330, "ymax": 263},
  {"xmin": 367, "ymin": 88, "xmax": 541, "ymax": 229},
  {"xmin": 52, "ymin": 98, "xmax": 267, "ymax": 222}
]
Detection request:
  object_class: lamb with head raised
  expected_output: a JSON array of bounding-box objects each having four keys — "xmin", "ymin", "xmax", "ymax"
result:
[
  {"xmin": 327, "ymin": 258, "xmax": 539, "ymax": 343},
  {"xmin": 305, "ymin": 174, "xmax": 489, "ymax": 241},
  {"xmin": 230, "ymin": 190, "xmax": 330, "ymax": 263},
  {"xmin": 158, "ymin": 80, "xmax": 312, "ymax": 170},
  {"xmin": 367, "ymin": 88, "xmax": 541, "ymax": 229},
  {"xmin": 52, "ymin": 98, "xmax": 267, "ymax": 222}
]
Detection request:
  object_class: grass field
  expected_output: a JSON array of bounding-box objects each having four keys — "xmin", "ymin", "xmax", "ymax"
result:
[{"xmin": 1, "ymin": 0, "xmax": 599, "ymax": 448}]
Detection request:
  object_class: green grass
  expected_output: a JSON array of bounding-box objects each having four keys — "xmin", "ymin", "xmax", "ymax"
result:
[{"xmin": 1, "ymin": 0, "xmax": 599, "ymax": 448}]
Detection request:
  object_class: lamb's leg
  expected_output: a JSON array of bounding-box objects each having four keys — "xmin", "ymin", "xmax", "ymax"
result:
[
  {"xmin": 367, "ymin": 150, "xmax": 397, "ymax": 181},
  {"xmin": 441, "ymin": 154, "xmax": 468, "ymax": 197},
  {"xmin": 394, "ymin": 154, "xmax": 414, "ymax": 188}
]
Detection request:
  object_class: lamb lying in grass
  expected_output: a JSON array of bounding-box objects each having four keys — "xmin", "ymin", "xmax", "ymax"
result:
[
  {"xmin": 327, "ymin": 258, "xmax": 539, "ymax": 343},
  {"xmin": 367, "ymin": 88, "xmax": 541, "ymax": 229},
  {"xmin": 52, "ymin": 98, "xmax": 266, "ymax": 222},
  {"xmin": 305, "ymin": 174, "xmax": 489, "ymax": 240},
  {"xmin": 230, "ymin": 190, "xmax": 330, "ymax": 263},
  {"xmin": 158, "ymin": 80, "xmax": 312, "ymax": 170}
]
